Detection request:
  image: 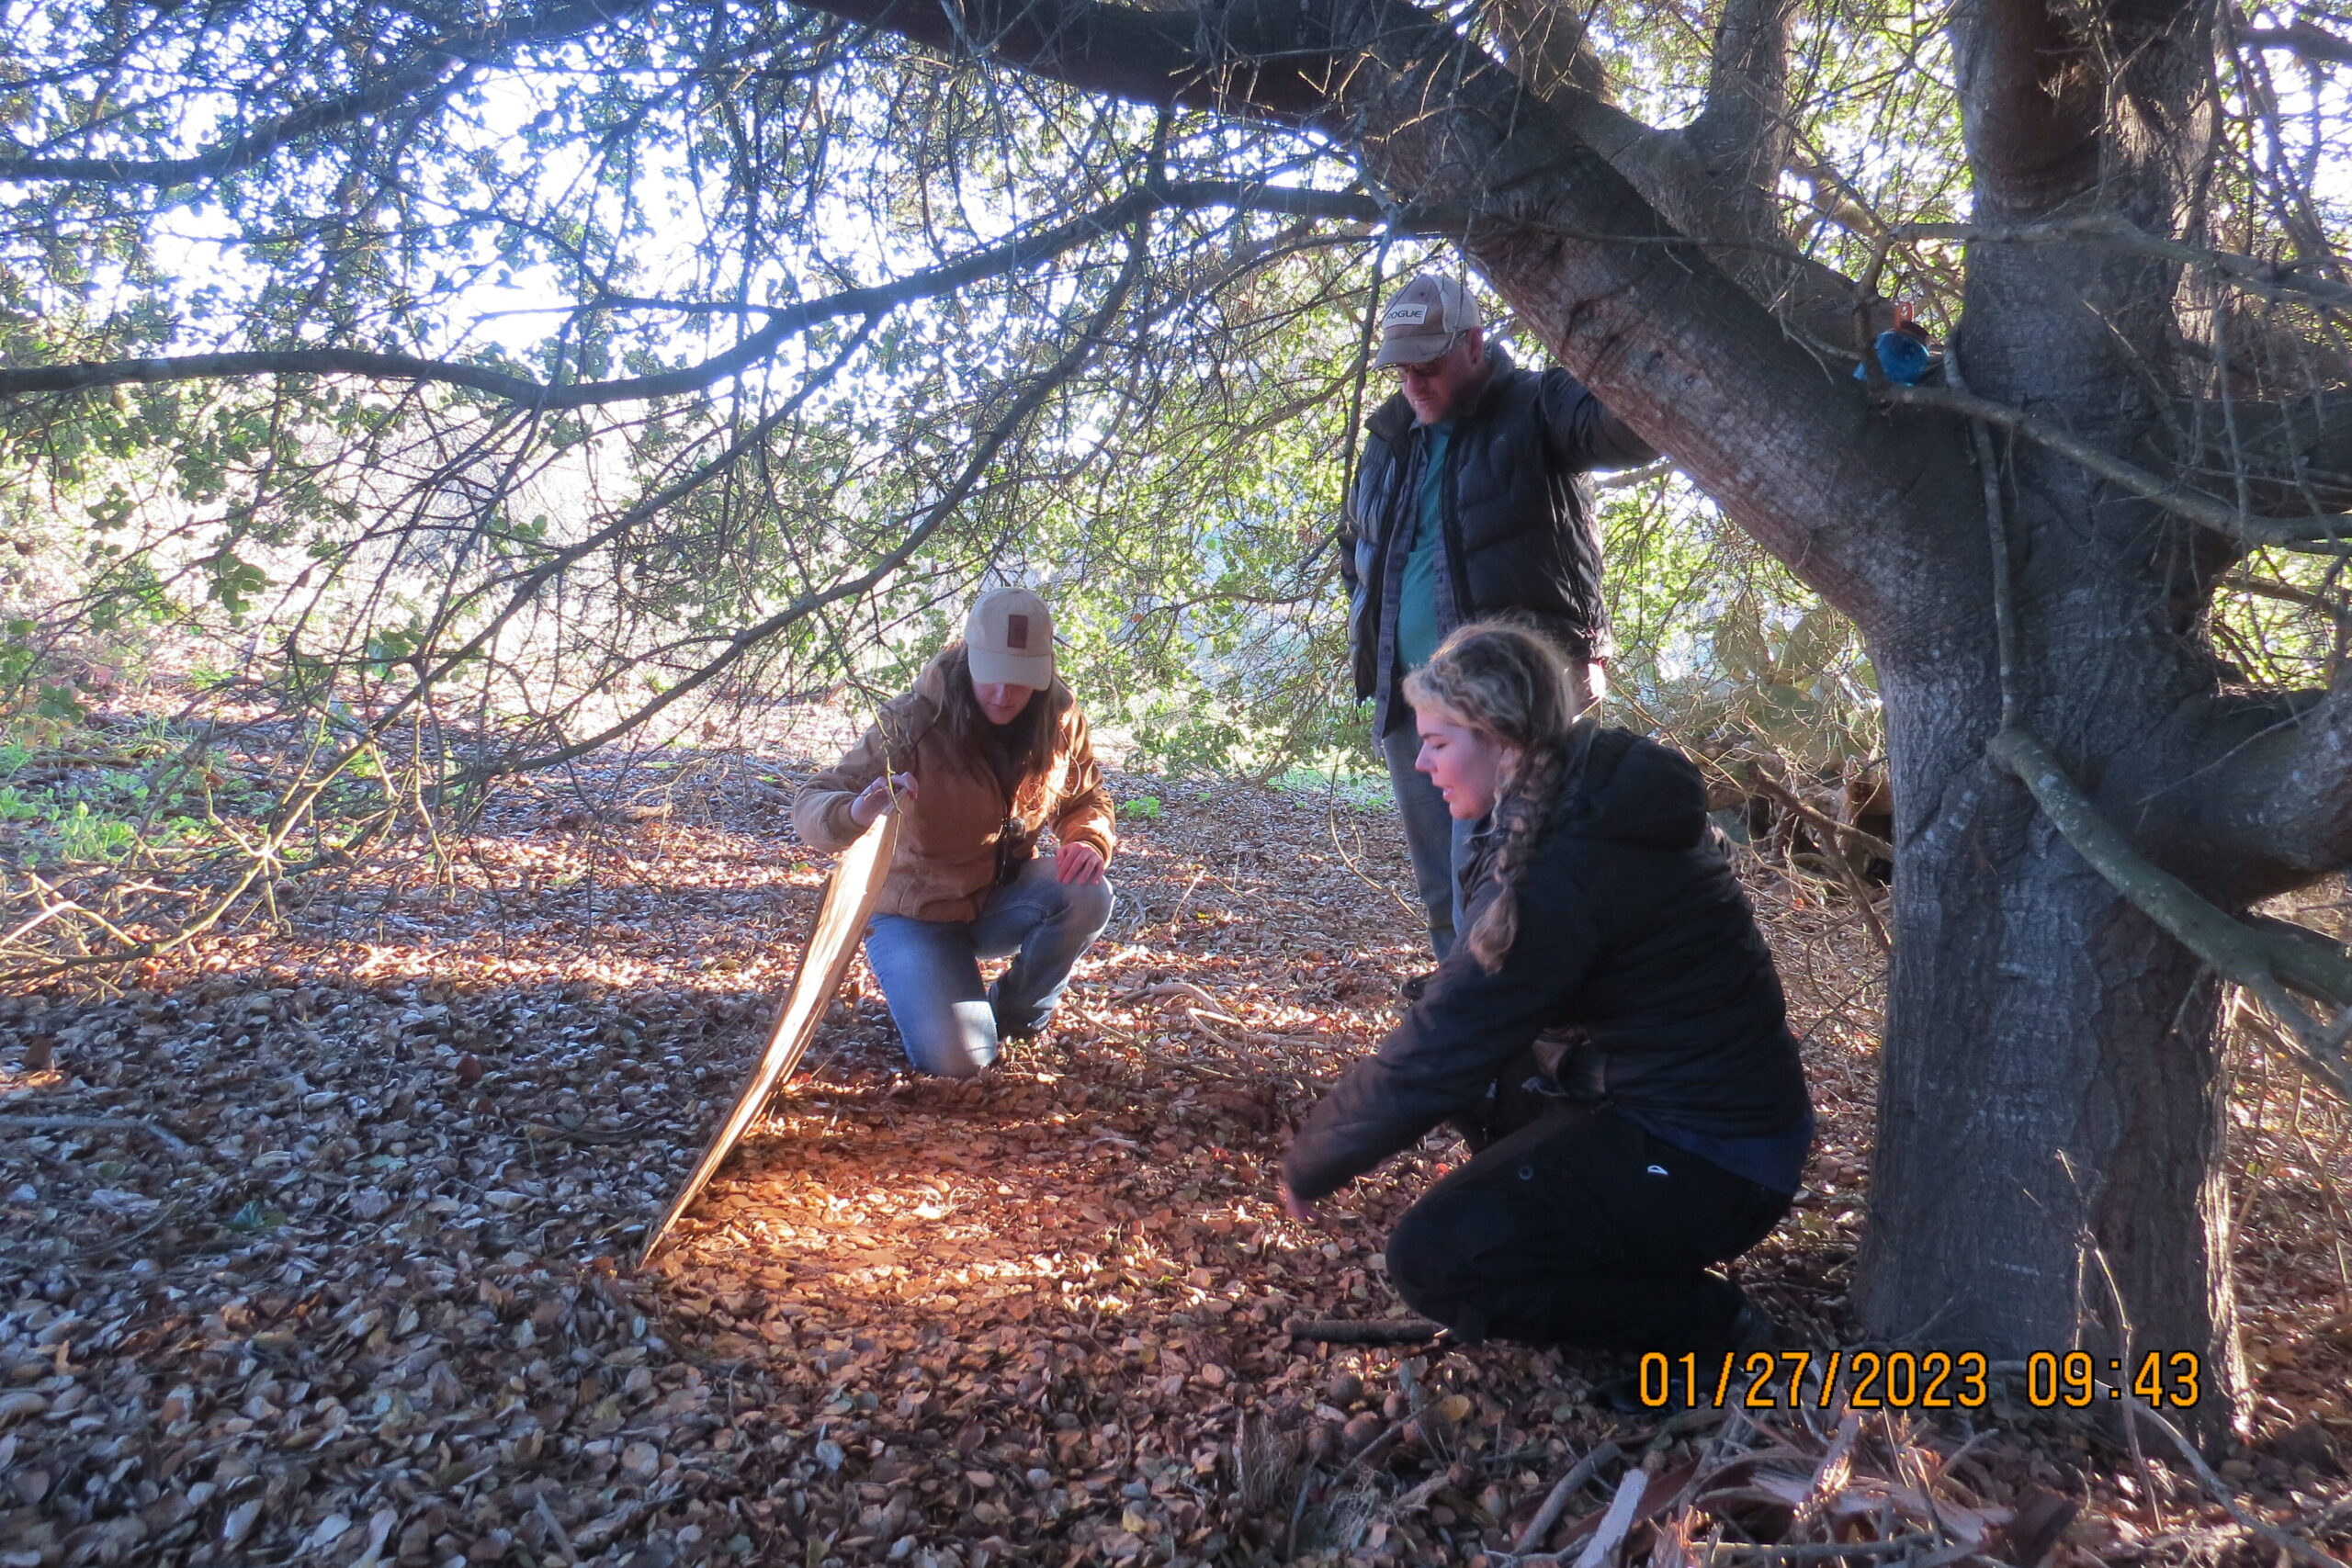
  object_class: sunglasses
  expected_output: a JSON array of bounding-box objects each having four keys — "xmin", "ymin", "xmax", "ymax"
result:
[{"xmin": 1392, "ymin": 351, "xmax": 1458, "ymax": 381}]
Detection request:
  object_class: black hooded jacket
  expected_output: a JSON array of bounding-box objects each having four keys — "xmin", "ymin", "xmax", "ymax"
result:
[{"xmin": 1283, "ymin": 728, "xmax": 1810, "ymax": 1201}]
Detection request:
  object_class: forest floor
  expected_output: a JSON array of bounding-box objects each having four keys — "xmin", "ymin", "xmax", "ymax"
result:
[{"xmin": 3, "ymin": 725, "xmax": 2352, "ymax": 1568}]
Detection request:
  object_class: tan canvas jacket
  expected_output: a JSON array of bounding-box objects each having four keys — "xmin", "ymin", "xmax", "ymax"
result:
[{"xmin": 792, "ymin": 650, "xmax": 1116, "ymax": 922}]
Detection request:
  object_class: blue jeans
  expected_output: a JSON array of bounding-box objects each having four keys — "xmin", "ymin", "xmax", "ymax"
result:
[
  {"xmin": 863, "ymin": 855, "xmax": 1114, "ymax": 1077},
  {"xmin": 1384, "ymin": 716, "xmax": 1471, "ymax": 961}
]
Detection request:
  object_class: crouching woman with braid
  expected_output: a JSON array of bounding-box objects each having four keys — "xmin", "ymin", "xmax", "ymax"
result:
[{"xmin": 1280, "ymin": 622, "xmax": 1811, "ymax": 1357}]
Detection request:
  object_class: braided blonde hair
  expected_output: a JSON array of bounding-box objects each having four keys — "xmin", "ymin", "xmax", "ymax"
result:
[{"xmin": 1403, "ymin": 622, "xmax": 1591, "ymax": 972}]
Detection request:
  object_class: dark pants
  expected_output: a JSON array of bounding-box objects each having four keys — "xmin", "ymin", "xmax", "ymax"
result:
[{"xmin": 1385, "ymin": 1106, "xmax": 1790, "ymax": 1353}]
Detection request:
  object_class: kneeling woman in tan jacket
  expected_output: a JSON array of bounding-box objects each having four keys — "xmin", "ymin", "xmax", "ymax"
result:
[{"xmin": 793, "ymin": 588, "xmax": 1116, "ymax": 1077}]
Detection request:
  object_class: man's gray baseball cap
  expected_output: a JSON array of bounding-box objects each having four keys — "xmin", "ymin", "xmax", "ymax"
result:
[{"xmin": 1373, "ymin": 274, "xmax": 1484, "ymax": 368}]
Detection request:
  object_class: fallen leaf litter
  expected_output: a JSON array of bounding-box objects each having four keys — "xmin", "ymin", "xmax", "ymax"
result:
[{"xmin": 3, "ymin": 746, "xmax": 2349, "ymax": 1567}]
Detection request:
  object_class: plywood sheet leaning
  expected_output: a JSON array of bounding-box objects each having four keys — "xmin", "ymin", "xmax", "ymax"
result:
[{"xmin": 639, "ymin": 811, "xmax": 899, "ymax": 1265}]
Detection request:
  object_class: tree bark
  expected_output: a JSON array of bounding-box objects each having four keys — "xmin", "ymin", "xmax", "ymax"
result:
[{"xmin": 1858, "ymin": 652, "xmax": 2244, "ymax": 1416}]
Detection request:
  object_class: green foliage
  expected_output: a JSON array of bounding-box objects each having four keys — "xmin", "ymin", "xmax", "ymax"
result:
[
  {"xmin": 53, "ymin": 801, "xmax": 135, "ymax": 863},
  {"xmin": 225, "ymin": 1201, "xmax": 288, "ymax": 1235},
  {"xmin": 1602, "ymin": 475, "xmax": 1882, "ymax": 773}
]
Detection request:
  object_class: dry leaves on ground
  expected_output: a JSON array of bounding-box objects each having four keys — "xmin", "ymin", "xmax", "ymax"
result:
[{"xmin": 1, "ymin": 744, "xmax": 2348, "ymax": 1567}]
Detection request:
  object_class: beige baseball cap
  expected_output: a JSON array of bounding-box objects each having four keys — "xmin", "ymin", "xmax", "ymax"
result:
[
  {"xmin": 1373, "ymin": 274, "xmax": 1484, "ymax": 368},
  {"xmin": 966, "ymin": 586, "xmax": 1056, "ymax": 689}
]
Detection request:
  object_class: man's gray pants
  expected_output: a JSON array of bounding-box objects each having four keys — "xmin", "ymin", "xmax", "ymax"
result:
[{"xmin": 1383, "ymin": 718, "xmax": 1472, "ymax": 961}]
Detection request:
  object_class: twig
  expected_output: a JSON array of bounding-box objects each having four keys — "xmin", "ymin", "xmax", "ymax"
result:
[
  {"xmin": 1940, "ymin": 336, "xmax": 2021, "ymax": 734},
  {"xmin": 1894, "ymin": 212, "xmax": 2352, "ymax": 311},
  {"xmin": 1390, "ymin": 1468, "xmax": 1453, "ymax": 1514},
  {"xmin": 0, "ymin": 1114, "xmax": 198, "ymax": 1157},
  {"xmin": 1185, "ymin": 1008, "xmax": 1324, "ymax": 1049},
  {"xmin": 535, "ymin": 1493, "xmax": 582, "ymax": 1566},
  {"xmin": 1131, "ymin": 978, "xmax": 1226, "ymax": 1008},
  {"xmin": 1691, "ymin": 1538, "xmax": 1940, "ymax": 1561},
  {"xmin": 1880, "ymin": 383, "xmax": 2352, "ymax": 554},
  {"xmin": 1339, "ymin": 1416, "xmax": 1408, "ymax": 1477},
  {"xmin": 1739, "ymin": 771, "xmax": 1894, "ymax": 864},
  {"xmin": 1743, "ymin": 771, "xmax": 1891, "ymax": 953},
  {"xmin": 1322, "ymin": 773, "xmax": 1424, "ymax": 924},
  {"xmin": 1283, "ymin": 1468, "xmax": 1314, "ymax": 1561},
  {"xmin": 1511, "ymin": 1440, "xmax": 1622, "ymax": 1554},
  {"xmin": 1570, "ymin": 1464, "xmax": 1649, "ymax": 1568},
  {"xmin": 2227, "ymin": 571, "xmax": 2352, "ymax": 624},
  {"xmin": 1287, "ymin": 1315, "xmax": 1446, "ymax": 1346}
]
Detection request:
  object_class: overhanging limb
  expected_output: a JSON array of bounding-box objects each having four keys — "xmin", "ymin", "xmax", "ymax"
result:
[{"xmin": 1986, "ymin": 728, "xmax": 2352, "ymax": 1094}]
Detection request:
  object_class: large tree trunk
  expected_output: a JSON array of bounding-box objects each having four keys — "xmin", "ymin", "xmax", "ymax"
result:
[{"xmin": 1858, "ymin": 655, "xmax": 2245, "ymax": 1419}]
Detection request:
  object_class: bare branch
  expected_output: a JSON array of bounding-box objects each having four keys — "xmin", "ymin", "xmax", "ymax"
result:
[
  {"xmin": 1898, "ymin": 213, "xmax": 2352, "ymax": 311},
  {"xmin": 0, "ymin": 1116, "xmax": 198, "ymax": 1158},
  {"xmin": 2224, "ymin": 571, "xmax": 2352, "ymax": 623},
  {"xmin": 458, "ymin": 221, "xmax": 1158, "ymax": 781},
  {"xmin": 0, "ymin": 0, "xmax": 652, "ymax": 187},
  {"xmin": 0, "ymin": 179, "xmax": 1376, "ymax": 407},
  {"xmin": 2244, "ymin": 18, "xmax": 2352, "ymax": 66},
  {"xmin": 1988, "ymin": 726, "xmax": 2352, "ymax": 1096},
  {"xmin": 1879, "ymin": 382, "xmax": 2352, "ymax": 552}
]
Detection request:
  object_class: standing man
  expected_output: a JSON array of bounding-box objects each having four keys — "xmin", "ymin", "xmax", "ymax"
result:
[{"xmin": 1340, "ymin": 273, "xmax": 1657, "ymax": 963}]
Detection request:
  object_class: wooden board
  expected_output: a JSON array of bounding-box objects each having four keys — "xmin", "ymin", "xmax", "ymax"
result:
[{"xmin": 639, "ymin": 810, "xmax": 899, "ymax": 1265}]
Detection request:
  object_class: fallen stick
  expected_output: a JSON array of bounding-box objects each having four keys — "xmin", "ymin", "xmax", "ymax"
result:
[
  {"xmin": 1691, "ymin": 1538, "xmax": 1939, "ymax": 1561},
  {"xmin": 0, "ymin": 1114, "xmax": 197, "ymax": 1158},
  {"xmin": 1512, "ymin": 1440, "xmax": 1622, "ymax": 1554},
  {"xmin": 1570, "ymin": 1465, "xmax": 1649, "ymax": 1568},
  {"xmin": 1285, "ymin": 1315, "xmax": 1447, "ymax": 1346}
]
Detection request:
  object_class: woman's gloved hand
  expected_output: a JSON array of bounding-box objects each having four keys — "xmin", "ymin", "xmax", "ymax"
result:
[{"xmin": 852, "ymin": 772, "xmax": 918, "ymax": 828}]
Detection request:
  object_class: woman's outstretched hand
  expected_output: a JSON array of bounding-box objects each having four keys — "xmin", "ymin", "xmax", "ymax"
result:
[
  {"xmin": 1056, "ymin": 842, "xmax": 1107, "ymax": 885},
  {"xmin": 1279, "ymin": 1179, "xmax": 1322, "ymax": 1225},
  {"xmin": 852, "ymin": 772, "xmax": 918, "ymax": 828}
]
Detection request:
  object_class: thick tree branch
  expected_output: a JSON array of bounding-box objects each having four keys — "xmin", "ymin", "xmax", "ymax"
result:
[
  {"xmin": 1987, "ymin": 726, "xmax": 2352, "ymax": 1095},
  {"xmin": 821, "ymin": 0, "xmax": 1969, "ymax": 630},
  {"xmin": 2248, "ymin": 682, "xmax": 2352, "ymax": 882},
  {"xmin": 0, "ymin": 179, "xmax": 1374, "ymax": 406},
  {"xmin": 2245, "ymin": 18, "xmax": 2352, "ymax": 65},
  {"xmin": 808, "ymin": 0, "xmax": 1886, "ymax": 365},
  {"xmin": 1291, "ymin": 0, "xmax": 1983, "ymax": 632},
  {"xmin": 0, "ymin": 0, "xmax": 651, "ymax": 187},
  {"xmin": 1900, "ymin": 214, "xmax": 2352, "ymax": 311},
  {"xmin": 1880, "ymin": 382, "xmax": 2352, "ymax": 551},
  {"xmin": 1480, "ymin": 0, "xmax": 1612, "ymax": 107},
  {"xmin": 1952, "ymin": 0, "xmax": 2106, "ymax": 219},
  {"xmin": 1687, "ymin": 0, "xmax": 1798, "ymax": 195},
  {"xmin": 780, "ymin": 0, "xmax": 1343, "ymax": 118}
]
